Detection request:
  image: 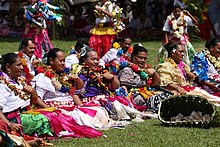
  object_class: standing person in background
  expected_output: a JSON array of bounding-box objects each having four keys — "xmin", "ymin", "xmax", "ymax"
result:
[
  {"xmin": 159, "ymin": 4, "xmax": 198, "ymax": 65},
  {"xmin": 23, "ymin": 0, "xmax": 62, "ymax": 59},
  {"xmin": 89, "ymin": 0, "xmax": 119, "ymax": 58}
]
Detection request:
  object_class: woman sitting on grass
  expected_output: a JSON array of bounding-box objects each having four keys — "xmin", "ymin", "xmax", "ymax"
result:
[
  {"xmin": 74, "ymin": 48, "xmax": 144, "ymax": 121},
  {"xmin": 33, "ymin": 48, "xmax": 110, "ymax": 131},
  {"xmin": 0, "ymin": 53, "xmax": 52, "ymax": 139},
  {"xmin": 156, "ymin": 42, "xmax": 220, "ymax": 106},
  {"xmin": 191, "ymin": 36, "xmax": 220, "ymax": 96},
  {"xmin": 118, "ymin": 44, "xmax": 171, "ymax": 113}
]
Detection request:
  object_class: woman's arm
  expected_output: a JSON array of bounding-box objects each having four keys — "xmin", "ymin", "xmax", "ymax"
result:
[
  {"xmin": 183, "ymin": 10, "xmax": 198, "ymax": 25},
  {"xmin": 23, "ymin": 86, "xmax": 49, "ymax": 108},
  {"xmin": 145, "ymin": 68, "xmax": 161, "ymax": 86},
  {"xmin": 166, "ymin": 83, "xmax": 186, "ymax": 95},
  {"xmin": 0, "ymin": 111, "xmax": 22, "ymax": 131},
  {"xmin": 103, "ymin": 72, "xmax": 120, "ymax": 90},
  {"xmin": 69, "ymin": 74, "xmax": 84, "ymax": 90}
]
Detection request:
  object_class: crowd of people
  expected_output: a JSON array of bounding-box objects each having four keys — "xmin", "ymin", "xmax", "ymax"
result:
[{"xmin": 1, "ymin": 0, "xmax": 220, "ymax": 146}]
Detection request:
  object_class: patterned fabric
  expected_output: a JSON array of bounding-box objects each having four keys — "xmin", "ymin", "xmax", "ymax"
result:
[
  {"xmin": 119, "ymin": 66, "xmax": 171, "ymax": 112},
  {"xmin": 191, "ymin": 51, "xmax": 220, "ymax": 82},
  {"xmin": 156, "ymin": 61, "xmax": 189, "ymax": 87},
  {"xmin": 157, "ymin": 61, "xmax": 220, "ymax": 106}
]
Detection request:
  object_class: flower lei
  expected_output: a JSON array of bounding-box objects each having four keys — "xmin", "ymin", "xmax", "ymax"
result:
[
  {"xmin": 80, "ymin": 65, "xmax": 110, "ymax": 91},
  {"xmin": 130, "ymin": 63, "xmax": 152, "ymax": 86},
  {"xmin": 0, "ymin": 72, "xmax": 31, "ymax": 100},
  {"xmin": 167, "ymin": 12, "xmax": 186, "ymax": 39},
  {"xmin": 167, "ymin": 57, "xmax": 189, "ymax": 79},
  {"xmin": 203, "ymin": 49, "xmax": 220, "ymax": 72},
  {"xmin": 35, "ymin": 64, "xmax": 75, "ymax": 95},
  {"xmin": 17, "ymin": 51, "xmax": 33, "ymax": 84}
]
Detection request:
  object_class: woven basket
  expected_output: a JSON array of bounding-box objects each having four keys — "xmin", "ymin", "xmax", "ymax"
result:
[{"xmin": 158, "ymin": 94, "xmax": 215, "ymax": 127}]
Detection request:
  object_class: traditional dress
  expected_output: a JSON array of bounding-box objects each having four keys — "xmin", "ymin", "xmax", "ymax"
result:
[
  {"xmin": 33, "ymin": 65, "xmax": 112, "ymax": 130},
  {"xmin": 156, "ymin": 58, "xmax": 220, "ymax": 106},
  {"xmin": 118, "ymin": 65, "xmax": 171, "ymax": 112},
  {"xmin": 0, "ymin": 72, "xmax": 52, "ymax": 137},
  {"xmin": 191, "ymin": 49, "xmax": 220, "ymax": 94},
  {"xmin": 23, "ymin": 1, "xmax": 62, "ymax": 58},
  {"xmin": 89, "ymin": 1, "xmax": 122, "ymax": 58},
  {"xmin": 159, "ymin": 12, "xmax": 195, "ymax": 65},
  {"xmin": 76, "ymin": 65, "xmax": 143, "ymax": 120}
]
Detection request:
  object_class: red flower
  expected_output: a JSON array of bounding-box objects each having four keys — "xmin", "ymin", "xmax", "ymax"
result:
[
  {"xmin": 36, "ymin": 66, "xmax": 45, "ymax": 73},
  {"xmin": 69, "ymin": 87, "xmax": 75, "ymax": 95},
  {"xmin": 130, "ymin": 64, "xmax": 139, "ymax": 73},
  {"xmin": 146, "ymin": 78, "xmax": 152, "ymax": 86},
  {"xmin": 45, "ymin": 71, "xmax": 55, "ymax": 78}
]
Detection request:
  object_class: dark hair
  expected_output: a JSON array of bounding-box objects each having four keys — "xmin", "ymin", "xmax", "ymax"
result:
[
  {"xmin": 75, "ymin": 39, "xmax": 88, "ymax": 52},
  {"xmin": 46, "ymin": 48, "xmax": 64, "ymax": 65},
  {"xmin": 1, "ymin": 53, "xmax": 18, "ymax": 72},
  {"xmin": 173, "ymin": 4, "xmax": 181, "ymax": 10},
  {"xmin": 131, "ymin": 44, "xmax": 148, "ymax": 60},
  {"xmin": 19, "ymin": 38, "xmax": 34, "ymax": 51},
  {"xmin": 79, "ymin": 48, "xmax": 96, "ymax": 64},
  {"xmin": 21, "ymin": 38, "xmax": 34, "ymax": 48},
  {"xmin": 205, "ymin": 36, "xmax": 220, "ymax": 49},
  {"xmin": 164, "ymin": 42, "xmax": 182, "ymax": 57}
]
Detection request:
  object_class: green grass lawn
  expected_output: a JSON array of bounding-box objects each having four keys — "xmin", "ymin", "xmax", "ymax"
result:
[{"xmin": 2, "ymin": 37, "xmax": 219, "ymax": 147}]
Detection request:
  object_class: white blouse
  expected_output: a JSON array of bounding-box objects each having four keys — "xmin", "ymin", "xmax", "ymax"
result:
[
  {"xmin": 33, "ymin": 73, "xmax": 73, "ymax": 102},
  {"xmin": 0, "ymin": 84, "xmax": 30, "ymax": 113}
]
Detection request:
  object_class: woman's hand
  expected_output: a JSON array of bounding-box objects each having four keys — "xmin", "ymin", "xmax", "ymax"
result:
[
  {"xmin": 145, "ymin": 68, "xmax": 156, "ymax": 76},
  {"xmin": 23, "ymin": 86, "xmax": 38, "ymax": 100},
  {"xmin": 69, "ymin": 74, "xmax": 80, "ymax": 81},
  {"xmin": 103, "ymin": 72, "xmax": 114, "ymax": 81},
  {"xmin": 8, "ymin": 122, "xmax": 22, "ymax": 131},
  {"xmin": 187, "ymin": 72, "xmax": 196, "ymax": 83},
  {"xmin": 208, "ymin": 83, "xmax": 220, "ymax": 93},
  {"xmin": 176, "ymin": 86, "xmax": 186, "ymax": 95}
]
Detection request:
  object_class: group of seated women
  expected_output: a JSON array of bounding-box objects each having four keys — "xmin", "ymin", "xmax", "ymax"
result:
[{"xmin": 1, "ymin": 36, "xmax": 220, "ymax": 146}]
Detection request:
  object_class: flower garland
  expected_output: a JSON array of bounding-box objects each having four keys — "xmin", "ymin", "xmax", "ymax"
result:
[
  {"xmin": 80, "ymin": 65, "xmax": 110, "ymax": 91},
  {"xmin": 35, "ymin": 64, "xmax": 75, "ymax": 95},
  {"xmin": 203, "ymin": 49, "xmax": 220, "ymax": 72},
  {"xmin": 130, "ymin": 63, "xmax": 152, "ymax": 86},
  {"xmin": 0, "ymin": 72, "xmax": 31, "ymax": 100},
  {"xmin": 167, "ymin": 12, "xmax": 186, "ymax": 39},
  {"xmin": 17, "ymin": 51, "xmax": 33, "ymax": 84}
]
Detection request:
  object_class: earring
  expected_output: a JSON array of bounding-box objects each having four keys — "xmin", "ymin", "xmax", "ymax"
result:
[{"xmin": 7, "ymin": 69, "xmax": 10, "ymax": 74}]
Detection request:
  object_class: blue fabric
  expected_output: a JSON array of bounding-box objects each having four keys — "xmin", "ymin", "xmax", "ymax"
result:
[{"xmin": 191, "ymin": 52, "xmax": 209, "ymax": 81}]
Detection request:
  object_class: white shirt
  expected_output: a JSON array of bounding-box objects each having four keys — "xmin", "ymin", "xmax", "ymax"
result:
[
  {"xmin": 21, "ymin": 53, "xmax": 35, "ymax": 77},
  {"xmin": 33, "ymin": 73, "xmax": 73, "ymax": 102},
  {"xmin": 99, "ymin": 48, "xmax": 119, "ymax": 67},
  {"xmin": 162, "ymin": 15, "xmax": 193, "ymax": 34},
  {"xmin": 0, "ymin": 83, "xmax": 30, "ymax": 113},
  {"xmin": 65, "ymin": 54, "xmax": 79, "ymax": 69},
  {"xmin": 95, "ymin": 1, "xmax": 113, "ymax": 24}
]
